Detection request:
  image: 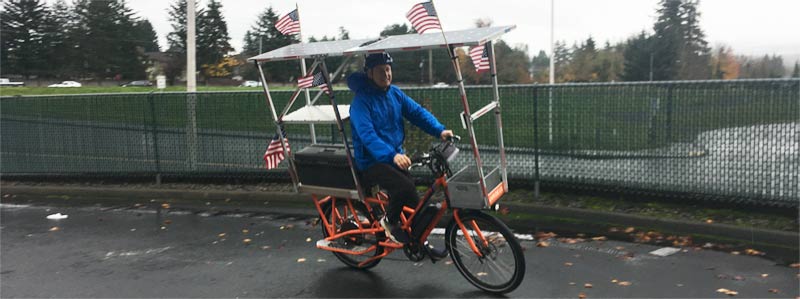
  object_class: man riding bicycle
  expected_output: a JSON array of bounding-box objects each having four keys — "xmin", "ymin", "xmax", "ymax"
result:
[{"xmin": 348, "ymin": 52, "xmax": 453, "ymax": 244}]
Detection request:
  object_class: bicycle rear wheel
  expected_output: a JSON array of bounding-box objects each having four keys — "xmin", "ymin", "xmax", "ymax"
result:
[
  {"xmin": 446, "ymin": 210, "xmax": 525, "ymax": 294},
  {"xmin": 321, "ymin": 198, "xmax": 383, "ymax": 269}
]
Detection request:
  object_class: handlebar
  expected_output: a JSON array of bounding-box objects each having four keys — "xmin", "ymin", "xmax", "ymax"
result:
[{"xmin": 409, "ymin": 135, "xmax": 461, "ymax": 175}]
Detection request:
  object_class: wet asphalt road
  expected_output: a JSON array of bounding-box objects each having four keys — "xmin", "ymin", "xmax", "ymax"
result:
[{"xmin": 1, "ymin": 201, "xmax": 798, "ymax": 298}]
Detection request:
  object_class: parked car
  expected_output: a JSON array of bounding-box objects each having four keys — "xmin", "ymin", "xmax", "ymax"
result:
[
  {"xmin": 0, "ymin": 78, "xmax": 25, "ymax": 87},
  {"xmin": 121, "ymin": 80, "xmax": 153, "ymax": 87},
  {"xmin": 48, "ymin": 81, "xmax": 82, "ymax": 88},
  {"xmin": 432, "ymin": 82, "xmax": 449, "ymax": 88},
  {"xmin": 239, "ymin": 80, "xmax": 262, "ymax": 87}
]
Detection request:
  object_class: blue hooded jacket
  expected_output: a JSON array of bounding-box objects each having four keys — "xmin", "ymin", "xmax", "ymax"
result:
[{"xmin": 348, "ymin": 72, "xmax": 445, "ymax": 171}]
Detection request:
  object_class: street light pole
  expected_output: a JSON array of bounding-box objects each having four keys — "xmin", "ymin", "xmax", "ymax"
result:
[
  {"xmin": 185, "ymin": 0, "xmax": 199, "ymax": 170},
  {"xmin": 548, "ymin": 0, "xmax": 554, "ymax": 144}
]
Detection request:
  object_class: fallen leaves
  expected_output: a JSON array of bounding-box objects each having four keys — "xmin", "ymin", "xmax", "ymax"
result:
[
  {"xmin": 242, "ymin": 229, "xmax": 249, "ymax": 234},
  {"xmin": 564, "ymin": 262, "xmax": 573, "ymax": 267},
  {"xmin": 477, "ymin": 272, "xmax": 488, "ymax": 277},
  {"xmin": 305, "ymin": 237, "xmax": 312, "ymax": 242},
  {"xmin": 591, "ymin": 236, "xmax": 607, "ymax": 241},
  {"xmin": 218, "ymin": 233, "xmax": 227, "ymax": 238},
  {"xmin": 163, "ymin": 220, "xmax": 172, "ymax": 225},
  {"xmin": 536, "ymin": 241, "xmax": 550, "ymax": 247},
  {"xmin": 297, "ymin": 258, "xmax": 306, "ymax": 263},
  {"xmin": 161, "ymin": 203, "xmax": 170, "ymax": 209},
  {"xmin": 760, "ymin": 273, "xmax": 769, "ymax": 278},
  {"xmin": 617, "ymin": 281, "xmax": 632, "ymax": 286},
  {"xmin": 578, "ymin": 292, "xmax": 586, "ymax": 299},
  {"xmin": 624, "ymin": 227, "xmax": 636, "ymax": 233},
  {"xmin": 535, "ymin": 232, "xmax": 557, "ymax": 239},
  {"xmin": 716, "ymin": 288, "xmax": 738, "ymax": 296},
  {"xmin": 243, "ymin": 238, "xmax": 252, "ymax": 245},
  {"xmin": 768, "ymin": 289, "xmax": 779, "ymax": 294},
  {"xmin": 744, "ymin": 248, "xmax": 764, "ymax": 256},
  {"xmin": 49, "ymin": 226, "xmax": 60, "ymax": 232},
  {"xmin": 280, "ymin": 224, "xmax": 295, "ymax": 230},
  {"xmin": 584, "ymin": 283, "xmax": 593, "ymax": 288},
  {"xmin": 788, "ymin": 263, "xmax": 799, "ymax": 268}
]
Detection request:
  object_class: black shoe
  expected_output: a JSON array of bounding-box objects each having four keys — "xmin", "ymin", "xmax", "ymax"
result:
[
  {"xmin": 426, "ymin": 242, "xmax": 448, "ymax": 259},
  {"xmin": 380, "ymin": 217, "xmax": 410, "ymax": 244}
]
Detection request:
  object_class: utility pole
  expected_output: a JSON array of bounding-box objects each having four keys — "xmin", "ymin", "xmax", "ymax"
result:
[
  {"xmin": 428, "ymin": 49, "xmax": 433, "ymax": 84},
  {"xmin": 548, "ymin": 0, "xmax": 554, "ymax": 144},
  {"xmin": 186, "ymin": 0, "xmax": 199, "ymax": 170}
]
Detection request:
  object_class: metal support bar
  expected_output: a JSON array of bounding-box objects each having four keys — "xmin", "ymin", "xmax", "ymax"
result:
[
  {"xmin": 470, "ymin": 101, "xmax": 498, "ymax": 122},
  {"xmin": 279, "ymin": 60, "xmax": 321, "ymax": 120},
  {"xmin": 487, "ymin": 41, "xmax": 508, "ymax": 191},
  {"xmin": 256, "ymin": 61, "xmax": 299, "ymax": 192},
  {"xmin": 310, "ymin": 56, "xmax": 353, "ymax": 106},
  {"xmin": 318, "ymin": 60, "xmax": 365, "ymax": 202},
  {"xmin": 448, "ymin": 45, "xmax": 489, "ymax": 203}
]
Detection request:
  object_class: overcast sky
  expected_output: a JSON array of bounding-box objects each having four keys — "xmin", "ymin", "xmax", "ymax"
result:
[{"xmin": 60, "ymin": 0, "xmax": 800, "ymax": 60}]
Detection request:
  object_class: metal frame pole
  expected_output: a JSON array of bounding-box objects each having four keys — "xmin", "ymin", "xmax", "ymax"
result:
[
  {"xmin": 487, "ymin": 41, "xmax": 508, "ymax": 192},
  {"xmin": 429, "ymin": 0, "xmax": 489, "ymax": 203},
  {"xmin": 296, "ymin": 4, "xmax": 316, "ymax": 144},
  {"xmin": 318, "ymin": 60, "xmax": 365, "ymax": 201},
  {"xmin": 256, "ymin": 61, "xmax": 299, "ymax": 192}
]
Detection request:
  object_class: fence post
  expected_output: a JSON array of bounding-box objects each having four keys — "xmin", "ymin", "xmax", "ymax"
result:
[
  {"xmin": 533, "ymin": 86, "xmax": 540, "ymax": 200},
  {"xmin": 665, "ymin": 84, "xmax": 674, "ymax": 143},
  {"xmin": 148, "ymin": 92, "xmax": 162, "ymax": 185}
]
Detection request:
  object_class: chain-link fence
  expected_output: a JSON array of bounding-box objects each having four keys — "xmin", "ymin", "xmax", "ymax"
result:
[{"xmin": 2, "ymin": 79, "xmax": 798, "ymax": 206}]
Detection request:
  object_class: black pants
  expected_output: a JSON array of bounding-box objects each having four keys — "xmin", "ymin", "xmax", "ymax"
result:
[{"xmin": 362, "ymin": 163, "xmax": 419, "ymax": 224}]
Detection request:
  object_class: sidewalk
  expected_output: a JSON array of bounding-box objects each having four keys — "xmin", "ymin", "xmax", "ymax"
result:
[{"xmin": 1, "ymin": 181, "xmax": 797, "ymax": 263}]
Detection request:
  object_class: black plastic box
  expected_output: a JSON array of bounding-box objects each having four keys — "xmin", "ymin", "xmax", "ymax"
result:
[{"xmin": 294, "ymin": 144, "xmax": 357, "ymax": 189}]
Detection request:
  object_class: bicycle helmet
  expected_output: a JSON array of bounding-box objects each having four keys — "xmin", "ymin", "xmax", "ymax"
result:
[{"xmin": 364, "ymin": 52, "xmax": 393, "ymax": 72}]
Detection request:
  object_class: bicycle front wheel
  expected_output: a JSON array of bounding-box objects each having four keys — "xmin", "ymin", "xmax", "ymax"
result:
[{"xmin": 446, "ymin": 209, "xmax": 525, "ymax": 294}]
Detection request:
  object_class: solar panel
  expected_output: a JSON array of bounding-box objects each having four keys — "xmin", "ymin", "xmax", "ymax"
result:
[
  {"xmin": 248, "ymin": 38, "xmax": 376, "ymax": 62},
  {"xmin": 248, "ymin": 25, "xmax": 515, "ymax": 62},
  {"xmin": 346, "ymin": 25, "xmax": 516, "ymax": 54}
]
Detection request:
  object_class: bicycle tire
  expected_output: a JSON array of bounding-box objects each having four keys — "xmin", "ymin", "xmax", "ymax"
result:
[
  {"xmin": 445, "ymin": 209, "xmax": 526, "ymax": 294},
  {"xmin": 321, "ymin": 198, "xmax": 384, "ymax": 269}
]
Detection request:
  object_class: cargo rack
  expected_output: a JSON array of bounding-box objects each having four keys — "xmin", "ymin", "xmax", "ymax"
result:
[{"xmin": 248, "ymin": 25, "xmax": 515, "ymax": 209}]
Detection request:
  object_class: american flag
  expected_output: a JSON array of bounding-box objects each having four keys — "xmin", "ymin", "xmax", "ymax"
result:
[
  {"xmin": 263, "ymin": 128, "xmax": 290, "ymax": 170},
  {"xmin": 469, "ymin": 44, "xmax": 490, "ymax": 73},
  {"xmin": 297, "ymin": 72, "xmax": 330, "ymax": 94},
  {"xmin": 406, "ymin": 2, "xmax": 441, "ymax": 34},
  {"xmin": 275, "ymin": 9, "xmax": 300, "ymax": 35}
]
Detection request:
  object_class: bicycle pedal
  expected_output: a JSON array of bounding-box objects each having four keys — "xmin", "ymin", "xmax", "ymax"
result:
[{"xmin": 316, "ymin": 239, "xmax": 370, "ymax": 253}]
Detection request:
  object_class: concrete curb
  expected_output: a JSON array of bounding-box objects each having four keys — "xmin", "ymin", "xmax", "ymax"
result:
[{"xmin": 2, "ymin": 184, "xmax": 797, "ymax": 252}]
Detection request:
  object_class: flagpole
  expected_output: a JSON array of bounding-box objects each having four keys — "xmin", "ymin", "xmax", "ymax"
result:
[
  {"xmin": 427, "ymin": 0, "xmax": 489, "ymax": 203},
  {"xmin": 296, "ymin": 3, "xmax": 316, "ymax": 144}
]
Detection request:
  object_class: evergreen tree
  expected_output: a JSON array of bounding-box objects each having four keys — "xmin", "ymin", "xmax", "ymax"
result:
[
  {"xmin": 621, "ymin": 31, "xmax": 653, "ymax": 81},
  {"xmin": 793, "ymin": 61, "xmax": 800, "ymax": 78},
  {"xmin": 650, "ymin": 0, "xmax": 682, "ymax": 80},
  {"xmin": 240, "ymin": 6, "xmax": 299, "ymax": 82},
  {"xmin": 132, "ymin": 20, "xmax": 161, "ymax": 53},
  {"xmin": 596, "ymin": 41, "xmax": 625, "ymax": 82},
  {"xmin": 677, "ymin": 0, "xmax": 711, "ymax": 79},
  {"xmin": 553, "ymin": 41, "xmax": 571, "ymax": 82},
  {"xmin": 71, "ymin": 0, "xmax": 146, "ymax": 79},
  {"xmin": 530, "ymin": 50, "xmax": 550, "ymax": 82},
  {"xmin": 166, "ymin": 0, "xmax": 203, "ymax": 53},
  {"xmin": 649, "ymin": 0, "xmax": 711, "ymax": 80},
  {"xmin": 570, "ymin": 37, "xmax": 598, "ymax": 82},
  {"xmin": 197, "ymin": 0, "xmax": 232, "ymax": 78},
  {"xmin": 44, "ymin": 0, "xmax": 78, "ymax": 78},
  {"xmin": 1, "ymin": 0, "xmax": 51, "ymax": 77}
]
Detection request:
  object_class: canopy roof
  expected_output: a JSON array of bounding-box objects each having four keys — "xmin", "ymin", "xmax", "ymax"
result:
[{"xmin": 248, "ymin": 25, "xmax": 515, "ymax": 63}]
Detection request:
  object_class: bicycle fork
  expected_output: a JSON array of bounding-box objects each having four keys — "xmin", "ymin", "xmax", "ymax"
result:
[{"xmin": 453, "ymin": 209, "xmax": 489, "ymax": 258}]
